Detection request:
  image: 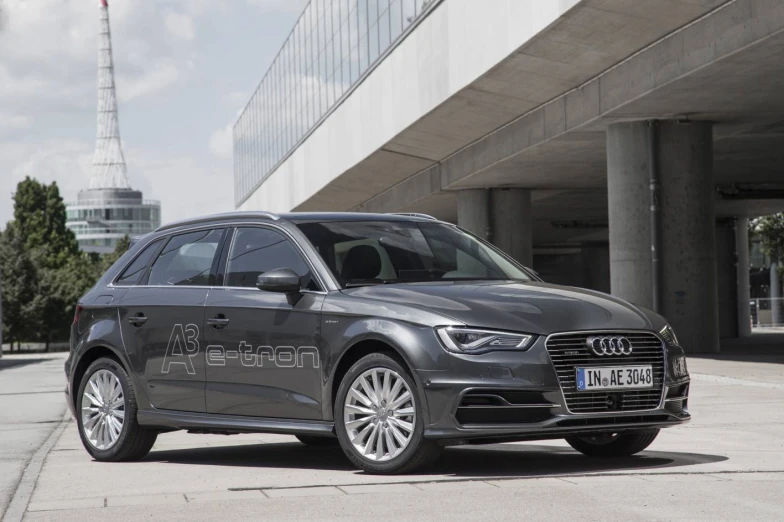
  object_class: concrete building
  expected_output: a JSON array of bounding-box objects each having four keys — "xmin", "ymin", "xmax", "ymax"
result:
[{"xmin": 234, "ymin": 0, "xmax": 784, "ymax": 353}]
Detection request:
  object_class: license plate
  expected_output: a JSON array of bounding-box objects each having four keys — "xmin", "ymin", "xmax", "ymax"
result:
[{"xmin": 576, "ymin": 366, "xmax": 653, "ymax": 391}]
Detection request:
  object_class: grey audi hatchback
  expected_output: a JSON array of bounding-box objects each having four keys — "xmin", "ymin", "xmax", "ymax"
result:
[{"xmin": 65, "ymin": 211, "xmax": 690, "ymax": 473}]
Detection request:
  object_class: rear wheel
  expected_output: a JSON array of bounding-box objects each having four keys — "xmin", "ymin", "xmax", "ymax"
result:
[
  {"xmin": 76, "ymin": 357, "xmax": 157, "ymax": 461},
  {"xmin": 296, "ymin": 435, "xmax": 338, "ymax": 446},
  {"xmin": 565, "ymin": 429, "xmax": 659, "ymax": 457},
  {"xmin": 335, "ymin": 353, "xmax": 441, "ymax": 474}
]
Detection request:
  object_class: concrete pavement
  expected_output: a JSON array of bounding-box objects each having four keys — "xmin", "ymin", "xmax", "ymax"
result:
[
  {"xmin": 2, "ymin": 350, "xmax": 784, "ymax": 521},
  {"xmin": 0, "ymin": 354, "xmax": 68, "ymax": 520}
]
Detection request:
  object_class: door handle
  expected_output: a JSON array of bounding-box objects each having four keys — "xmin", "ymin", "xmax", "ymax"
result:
[
  {"xmin": 127, "ymin": 314, "xmax": 147, "ymax": 326},
  {"xmin": 207, "ymin": 316, "xmax": 230, "ymax": 329}
]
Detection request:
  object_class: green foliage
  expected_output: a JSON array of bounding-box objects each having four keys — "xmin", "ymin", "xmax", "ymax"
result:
[
  {"xmin": 0, "ymin": 225, "xmax": 43, "ymax": 346},
  {"xmin": 12, "ymin": 177, "xmax": 79, "ymax": 269},
  {"xmin": 0, "ymin": 177, "xmax": 119, "ymax": 348},
  {"xmin": 752, "ymin": 213, "xmax": 784, "ymax": 279},
  {"xmin": 101, "ymin": 234, "xmax": 131, "ymax": 273}
]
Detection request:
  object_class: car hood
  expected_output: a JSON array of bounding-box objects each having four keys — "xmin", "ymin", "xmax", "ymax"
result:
[{"xmin": 341, "ymin": 281, "xmax": 656, "ymax": 334}]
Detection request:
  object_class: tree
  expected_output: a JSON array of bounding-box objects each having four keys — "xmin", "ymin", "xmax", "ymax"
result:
[
  {"xmin": 4, "ymin": 178, "xmax": 96, "ymax": 349},
  {"xmin": 12, "ymin": 177, "xmax": 79, "ymax": 269},
  {"xmin": 753, "ymin": 213, "xmax": 784, "ymax": 278},
  {"xmin": 0, "ymin": 225, "xmax": 42, "ymax": 349},
  {"xmin": 1, "ymin": 177, "xmax": 122, "ymax": 350},
  {"xmin": 101, "ymin": 234, "xmax": 130, "ymax": 273}
]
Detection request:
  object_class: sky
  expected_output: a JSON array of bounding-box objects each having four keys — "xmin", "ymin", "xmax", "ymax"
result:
[{"xmin": 0, "ymin": 0, "xmax": 308, "ymax": 229}]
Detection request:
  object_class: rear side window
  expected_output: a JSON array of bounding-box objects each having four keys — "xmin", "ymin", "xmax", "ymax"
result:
[
  {"xmin": 225, "ymin": 227, "xmax": 318, "ymax": 290},
  {"xmin": 116, "ymin": 240, "xmax": 161, "ymax": 286},
  {"xmin": 147, "ymin": 229, "xmax": 224, "ymax": 286}
]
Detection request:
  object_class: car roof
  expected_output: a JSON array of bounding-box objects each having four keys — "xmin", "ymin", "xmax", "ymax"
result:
[{"xmin": 154, "ymin": 211, "xmax": 441, "ymax": 232}]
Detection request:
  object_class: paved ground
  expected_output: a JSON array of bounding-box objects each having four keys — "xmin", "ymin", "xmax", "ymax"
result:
[
  {"xmin": 0, "ymin": 355, "xmax": 68, "ymax": 521},
  {"xmin": 2, "ymin": 350, "xmax": 783, "ymax": 521}
]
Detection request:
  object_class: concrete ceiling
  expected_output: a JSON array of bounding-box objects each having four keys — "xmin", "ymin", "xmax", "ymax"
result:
[{"xmin": 375, "ymin": 0, "xmax": 784, "ymax": 244}]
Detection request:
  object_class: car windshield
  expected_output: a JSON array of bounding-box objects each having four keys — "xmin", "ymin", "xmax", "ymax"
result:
[{"xmin": 296, "ymin": 220, "xmax": 533, "ymax": 288}]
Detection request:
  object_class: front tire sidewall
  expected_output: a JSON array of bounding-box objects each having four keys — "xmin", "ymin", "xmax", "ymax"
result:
[
  {"xmin": 76, "ymin": 358, "xmax": 134, "ymax": 461},
  {"xmin": 335, "ymin": 354, "xmax": 428, "ymax": 474}
]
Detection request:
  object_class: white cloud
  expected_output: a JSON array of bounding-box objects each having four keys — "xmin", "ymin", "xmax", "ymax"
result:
[
  {"xmin": 0, "ymin": 0, "xmax": 306, "ymax": 229},
  {"xmin": 124, "ymin": 145, "xmax": 234, "ymax": 224},
  {"xmin": 0, "ymin": 0, "xmax": 208, "ymax": 117},
  {"xmin": 246, "ymin": 0, "xmax": 308, "ymax": 14},
  {"xmin": 0, "ymin": 139, "xmax": 234, "ymax": 228},
  {"xmin": 117, "ymin": 59, "xmax": 180, "ymax": 102},
  {"xmin": 0, "ymin": 139, "xmax": 94, "ymax": 224},
  {"xmin": 0, "ymin": 112, "xmax": 32, "ymax": 135},
  {"xmin": 164, "ymin": 9, "xmax": 195, "ymax": 41},
  {"xmin": 209, "ymin": 124, "xmax": 234, "ymax": 159}
]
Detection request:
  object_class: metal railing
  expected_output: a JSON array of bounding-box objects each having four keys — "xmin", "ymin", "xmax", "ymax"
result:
[
  {"xmin": 233, "ymin": 0, "xmax": 441, "ymax": 207},
  {"xmin": 65, "ymin": 199, "xmax": 161, "ymax": 207}
]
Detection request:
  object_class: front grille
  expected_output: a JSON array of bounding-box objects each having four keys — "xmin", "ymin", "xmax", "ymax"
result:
[{"xmin": 545, "ymin": 331, "xmax": 665, "ymax": 413}]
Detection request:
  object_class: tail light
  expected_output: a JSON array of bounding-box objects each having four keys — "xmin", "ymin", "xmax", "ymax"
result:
[{"xmin": 73, "ymin": 304, "xmax": 84, "ymax": 326}]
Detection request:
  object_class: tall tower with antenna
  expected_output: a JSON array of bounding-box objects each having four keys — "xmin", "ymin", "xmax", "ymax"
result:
[
  {"xmin": 66, "ymin": 0, "xmax": 161, "ymax": 253},
  {"xmin": 92, "ymin": 0, "xmax": 130, "ymax": 190}
]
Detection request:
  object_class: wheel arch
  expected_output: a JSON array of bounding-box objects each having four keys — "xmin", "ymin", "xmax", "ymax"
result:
[
  {"xmin": 325, "ymin": 335, "xmax": 431, "ymax": 426},
  {"xmin": 70, "ymin": 343, "xmax": 130, "ymax": 412}
]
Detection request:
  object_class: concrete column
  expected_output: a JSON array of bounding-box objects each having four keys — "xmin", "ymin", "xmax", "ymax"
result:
[
  {"xmin": 457, "ymin": 189, "xmax": 490, "ymax": 240},
  {"xmin": 607, "ymin": 120, "xmax": 719, "ymax": 353},
  {"xmin": 771, "ymin": 262, "xmax": 781, "ymax": 326},
  {"xmin": 607, "ymin": 122, "xmax": 654, "ymax": 306},
  {"xmin": 736, "ymin": 217, "xmax": 752, "ymax": 337},
  {"xmin": 490, "ymin": 188, "xmax": 533, "ymax": 266}
]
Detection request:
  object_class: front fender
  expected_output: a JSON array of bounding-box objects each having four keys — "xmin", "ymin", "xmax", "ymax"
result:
[{"xmin": 321, "ymin": 317, "xmax": 448, "ymax": 424}]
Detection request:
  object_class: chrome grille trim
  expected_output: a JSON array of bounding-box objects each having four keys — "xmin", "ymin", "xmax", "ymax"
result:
[{"xmin": 545, "ymin": 330, "xmax": 667, "ymax": 414}]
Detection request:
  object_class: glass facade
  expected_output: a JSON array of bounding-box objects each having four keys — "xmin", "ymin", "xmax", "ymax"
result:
[
  {"xmin": 65, "ymin": 189, "xmax": 161, "ymax": 253},
  {"xmin": 233, "ymin": 0, "xmax": 438, "ymax": 207}
]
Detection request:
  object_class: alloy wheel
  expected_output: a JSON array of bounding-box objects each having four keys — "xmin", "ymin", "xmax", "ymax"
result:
[
  {"xmin": 81, "ymin": 369, "xmax": 125, "ymax": 450},
  {"xmin": 343, "ymin": 367, "xmax": 416, "ymax": 461}
]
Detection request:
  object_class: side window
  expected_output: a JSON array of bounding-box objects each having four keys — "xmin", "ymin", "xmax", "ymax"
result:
[
  {"xmin": 147, "ymin": 229, "xmax": 223, "ymax": 286},
  {"xmin": 225, "ymin": 227, "xmax": 318, "ymax": 290},
  {"xmin": 116, "ymin": 240, "xmax": 162, "ymax": 286}
]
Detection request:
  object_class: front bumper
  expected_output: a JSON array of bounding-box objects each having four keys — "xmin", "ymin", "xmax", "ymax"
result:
[{"xmin": 416, "ymin": 333, "xmax": 690, "ymax": 443}]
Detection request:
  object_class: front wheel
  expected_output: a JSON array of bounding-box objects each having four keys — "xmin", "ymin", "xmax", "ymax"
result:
[
  {"xmin": 334, "ymin": 353, "xmax": 441, "ymax": 474},
  {"xmin": 565, "ymin": 429, "xmax": 660, "ymax": 457},
  {"xmin": 76, "ymin": 357, "xmax": 157, "ymax": 461}
]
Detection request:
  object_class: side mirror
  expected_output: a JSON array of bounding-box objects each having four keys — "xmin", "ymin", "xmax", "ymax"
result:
[{"xmin": 256, "ymin": 268, "xmax": 301, "ymax": 294}]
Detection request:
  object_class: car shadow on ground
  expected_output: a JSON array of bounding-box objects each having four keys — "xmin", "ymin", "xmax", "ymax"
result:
[
  {"xmin": 0, "ymin": 357, "xmax": 48, "ymax": 371},
  {"xmin": 144, "ymin": 441, "xmax": 727, "ymax": 478}
]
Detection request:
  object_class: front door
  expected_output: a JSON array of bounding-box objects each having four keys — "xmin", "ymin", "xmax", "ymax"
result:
[
  {"xmin": 204, "ymin": 226, "xmax": 324, "ymax": 419},
  {"xmin": 118, "ymin": 227, "xmax": 226, "ymax": 413}
]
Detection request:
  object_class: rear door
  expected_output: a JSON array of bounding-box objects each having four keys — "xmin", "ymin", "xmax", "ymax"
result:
[
  {"xmin": 204, "ymin": 225, "xmax": 325, "ymax": 419},
  {"xmin": 118, "ymin": 227, "xmax": 227, "ymax": 413}
]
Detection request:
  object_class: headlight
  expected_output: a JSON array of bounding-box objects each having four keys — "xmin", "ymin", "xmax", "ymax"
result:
[
  {"xmin": 435, "ymin": 326, "xmax": 534, "ymax": 354},
  {"xmin": 659, "ymin": 324, "xmax": 679, "ymax": 346}
]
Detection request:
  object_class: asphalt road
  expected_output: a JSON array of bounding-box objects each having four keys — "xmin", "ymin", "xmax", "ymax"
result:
[{"xmin": 2, "ymin": 351, "xmax": 783, "ymax": 521}]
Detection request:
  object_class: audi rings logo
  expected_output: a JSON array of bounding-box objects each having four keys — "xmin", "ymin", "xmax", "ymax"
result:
[{"xmin": 586, "ymin": 336, "xmax": 633, "ymax": 356}]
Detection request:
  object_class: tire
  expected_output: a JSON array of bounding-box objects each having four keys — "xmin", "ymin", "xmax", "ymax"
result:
[
  {"xmin": 296, "ymin": 435, "xmax": 338, "ymax": 446},
  {"xmin": 565, "ymin": 429, "xmax": 660, "ymax": 457},
  {"xmin": 76, "ymin": 357, "xmax": 157, "ymax": 462},
  {"xmin": 334, "ymin": 353, "xmax": 441, "ymax": 474}
]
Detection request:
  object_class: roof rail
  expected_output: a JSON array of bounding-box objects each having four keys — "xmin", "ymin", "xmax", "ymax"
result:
[
  {"xmin": 155, "ymin": 211, "xmax": 279, "ymax": 232},
  {"xmin": 387, "ymin": 212, "xmax": 438, "ymax": 221}
]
